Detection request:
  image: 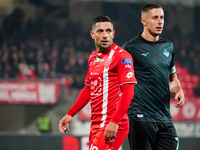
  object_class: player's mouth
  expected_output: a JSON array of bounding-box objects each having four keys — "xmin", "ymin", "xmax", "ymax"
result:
[
  {"xmin": 101, "ymin": 40, "xmax": 109, "ymax": 45},
  {"xmin": 156, "ymin": 27, "xmax": 162, "ymax": 31}
]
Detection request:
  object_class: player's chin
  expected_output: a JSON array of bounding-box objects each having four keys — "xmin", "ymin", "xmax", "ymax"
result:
[
  {"xmin": 100, "ymin": 45, "xmax": 110, "ymax": 50},
  {"xmin": 155, "ymin": 30, "xmax": 162, "ymax": 35}
]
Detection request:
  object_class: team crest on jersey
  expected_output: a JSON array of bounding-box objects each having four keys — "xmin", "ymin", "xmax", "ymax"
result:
[
  {"xmin": 94, "ymin": 56, "xmax": 104, "ymax": 62},
  {"xmin": 121, "ymin": 58, "xmax": 132, "ymax": 64},
  {"xmin": 104, "ymin": 58, "xmax": 111, "ymax": 68},
  {"xmin": 163, "ymin": 49, "xmax": 169, "ymax": 57}
]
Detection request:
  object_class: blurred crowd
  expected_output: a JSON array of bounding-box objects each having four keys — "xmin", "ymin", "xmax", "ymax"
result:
[
  {"xmin": 0, "ymin": 6, "xmax": 200, "ymax": 92},
  {"xmin": 0, "ymin": 7, "xmax": 92, "ymax": 89}
]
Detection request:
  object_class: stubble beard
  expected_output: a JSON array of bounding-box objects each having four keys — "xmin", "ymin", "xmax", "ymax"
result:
[
  {"xmin": 149, "ymin": 29, "xmax": 162, "ymax": 38},
  {"xmin": 96, "ymin": 43, "xmax": 110, "ymax": 52}
]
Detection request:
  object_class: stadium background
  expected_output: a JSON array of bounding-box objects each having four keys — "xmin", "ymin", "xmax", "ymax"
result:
[{"xmin": 0, "ymin": 0, "xmax": 200, "ymax": 149}]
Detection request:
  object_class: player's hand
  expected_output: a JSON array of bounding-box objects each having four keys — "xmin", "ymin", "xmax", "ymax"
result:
[
  {"xmin": 104, "ymin": 122, "xmax": 118, "ymax": 141},
  {"xmin": 58, "ymin": 114, "xmax": 73, "ymax": 134},
  {"xmin": 174, "ymin": 90, "xmax": 185, "ymax": 108}
]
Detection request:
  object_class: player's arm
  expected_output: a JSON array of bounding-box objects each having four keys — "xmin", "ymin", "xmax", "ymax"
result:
[
  {"xmin": 104, "ymin": 83, "xmax": 134, "ymax": 141},
  {"xmin": 59, "ymin": 85, "xmax": 90, "ymax": 134},
  {"xmin": 169, "ymin": 73, "xmax": 185, "ymax": 108}
]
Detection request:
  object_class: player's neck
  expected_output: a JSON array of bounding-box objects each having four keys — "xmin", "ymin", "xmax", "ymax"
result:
[
  {"xmin": 96, "ymin": 45, "xmax": 112, "ymax": 53},
  {"xmin": 141, "ymin": 31, "xmax": 159, "ymax": 42}
]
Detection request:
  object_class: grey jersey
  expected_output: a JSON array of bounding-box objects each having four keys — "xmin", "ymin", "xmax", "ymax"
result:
[{"xmin": 122, "ymin": 34, "xmax": 175, "ymax": 122}]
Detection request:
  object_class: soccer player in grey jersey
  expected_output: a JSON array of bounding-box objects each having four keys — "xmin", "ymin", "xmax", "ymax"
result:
[{"xmin": 122, "ymin": 3, "xmax": 185, "ymax": 150}]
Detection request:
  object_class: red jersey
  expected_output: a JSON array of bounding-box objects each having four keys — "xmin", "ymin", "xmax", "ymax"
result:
[{"xmin": 85, "ymin": 43, "xmax": 137, "ymax": 129}]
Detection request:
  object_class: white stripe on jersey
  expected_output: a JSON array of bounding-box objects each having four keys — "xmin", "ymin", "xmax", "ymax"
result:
[{"xmin": 100, "ymin": 50, "xmax": 115, "ymax": 128}]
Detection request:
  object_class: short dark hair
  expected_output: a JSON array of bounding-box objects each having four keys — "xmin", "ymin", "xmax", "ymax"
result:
[
  {"xmin": 141, "ymin": 3, "xmax": 162, "ymax": 13},
  {"xmin": 92, "ymin": 15, "xmax": 114, "ymax": 29}
]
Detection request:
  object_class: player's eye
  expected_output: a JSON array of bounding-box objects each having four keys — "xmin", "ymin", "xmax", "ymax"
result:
[
  {"xmin": 106, "ymin": 29, "xmax": 112, "ymax": 33},
  {"xmin": 153, "ymin": 16, "xmax": 158, "ymax": 19},
  {"xmin": 97, "ymin": 30, "xmax": 103, "ymax": 33}
]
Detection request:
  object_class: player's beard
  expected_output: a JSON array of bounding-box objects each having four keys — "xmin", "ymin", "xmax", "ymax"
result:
[
  {"xmin": 96, "ymin": 42, "xmax": 111, "ymax": 52},
  {"xmin": 99, "ymin": 45, "xmax": 109, "ymax": 51}
]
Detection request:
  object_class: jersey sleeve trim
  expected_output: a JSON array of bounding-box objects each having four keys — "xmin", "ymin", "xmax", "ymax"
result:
[
  {"xmin": 170, "ymin": 66, "xmax": 176, "ymax": 75},
  {"xmin": 120, "ymin": 82, "xmax": 137, "ymax": 86}
]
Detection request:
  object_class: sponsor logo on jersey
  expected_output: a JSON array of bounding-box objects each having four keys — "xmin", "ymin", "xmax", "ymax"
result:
[
  {"xmin": 121, "ymin": 58, "xmax": 132, "ymax": 64},
  {"xmin": 94, "ymin": 56, "xmax": 104, "ymax": 62},
  {"xmin": 141, "ymin": 52, "xmax": 149, "ymax": 57},
  {"xmin": 91, "ymin": 72, "xmax": 99, "ymax": 75},
  {"xmin": 90, "ymin": 144, "xmax": 99, "ymax": 150},
  {"xmin": 163, "ymin": 49, "xmax": 169, "ymax": 57},
  {"xmin": 126, "ymin": 72, "xmax": 133, "ymax": 78},
  {"xmin": 137, "ymin": 114, "xmax": 144, "ymax": 118},
  {"xmin": 125, "ymin": 64, "xmax": 132, "ymax": 70}
]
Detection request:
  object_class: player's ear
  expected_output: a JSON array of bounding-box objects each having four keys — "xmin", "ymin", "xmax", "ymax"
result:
[
  {"xmin": 112, "ymin": 30, "xmax": 115, "ymax": 38},
  {"xmin": 90, "ymin": 30, "xmax": 94, "ymax": 39},
  {"xmin": 141, "ymin": 18, "xmax": 146, "ymax": 26}
]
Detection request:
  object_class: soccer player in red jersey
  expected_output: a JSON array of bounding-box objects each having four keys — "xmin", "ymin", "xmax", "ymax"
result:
[{"xmin": 59, "ymin": 15, "xmax": 137, "ymax": 150}]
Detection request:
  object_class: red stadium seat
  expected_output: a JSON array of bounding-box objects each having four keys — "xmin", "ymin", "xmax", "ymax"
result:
[
  {"xmin": 186, "ymin": 82, "xmax": 193, "ymax": 89},
  {"xmin": 191, "ymin": 75, "xmax": 199, "ymax": 83},
  {"xmin": 176, "ymin": 66, "xmax": 182, "ymax": 74},
  {"xmin": 184, "ymin": 75, "xmax": 191, "ymax": 82},
  {"xmin": 181, "ymin": 68, "xmax": 189, "ymax": 75}
]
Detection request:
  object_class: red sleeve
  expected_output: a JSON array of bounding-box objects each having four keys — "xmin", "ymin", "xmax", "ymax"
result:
[
  {"xmin": 67, "ymin": 85, "xmax": 90, "ymax": 117},
  {"xmin": 111, "ymin": 83, "xmax": 134, "ymax": 124}
]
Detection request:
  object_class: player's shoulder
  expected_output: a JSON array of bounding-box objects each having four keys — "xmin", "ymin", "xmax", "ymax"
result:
[
  {"xmin": 88, "ymin": 50, "xmax": 97, "ymax": 61},
  {"xmin": 112, "ymin": 43, "xmax": 131, "ymax": 56},
  {"xmin": 159, "ymin": 37, "xmax": 173, "ymax": 45},
  {"xmin": 112, "ymin": 44, "xmax": 133, "ymax": 64},
  {"xmin": 123, "ymin": 35, "xmax": 140, "ymax": 45}
]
